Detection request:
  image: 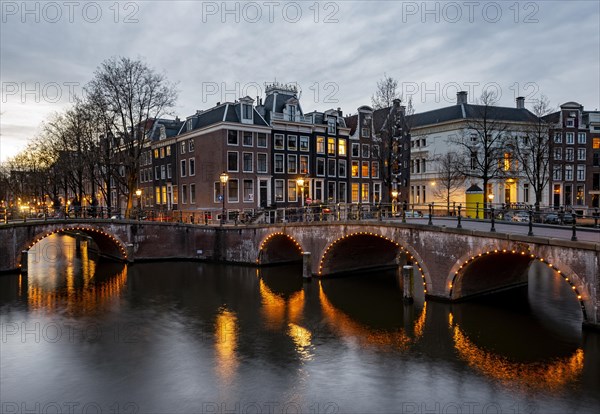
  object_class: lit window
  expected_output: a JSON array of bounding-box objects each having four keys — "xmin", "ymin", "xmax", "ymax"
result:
[
  {"xmin": 300, "ymin": 155, "xmax": 309, "ymax": 174},
  {"xmin": 316, "ymin": 136, "xmax": 325, "ymax": 154},
  {"xmin": 362, "ymin": 161, "xmax": 369, "ymax": 177},
  {"xmin": 351, "ymin": 161, "xmax": 359, "ymax": 178},
  {"xmin": 327, "ymin": 138, "xmax": 336, "ymax": 155},
  {"xmin": 338, "ymin": 139, "xmax": 347, "ymax": 156},
  {"xmin": 371, "ymin": 162, "xmax": 379, "ymax": 178},
  {"xmin": 351, "ymin": 183, "xmax": 359, "ymax": 203}
]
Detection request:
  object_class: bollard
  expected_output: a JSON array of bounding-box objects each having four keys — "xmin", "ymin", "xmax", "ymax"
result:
[
  {"xmin": 571, "ymin": 214, "xmax": 577, "ymax": 241},
  {"xmin": 476, "ymin": 202, "xmax": 479, "ymax": 219},
  {"xmin": 402, "ymin": 265, "xmax": 414, "ymax": 304},
  {"xmin": 428, "ymin": 203, "xmax": 433, "ymax": 225},
  {"xmin": 457, "ymin": 205, "xmax": 462, "ymax": 229},
  {"xmin": 528, "ymin": 210, "xmax": 534, "ymax": 236},
  {"xmin": 302, "ymin": 252, "xmax": 312, "ymax": 280}
]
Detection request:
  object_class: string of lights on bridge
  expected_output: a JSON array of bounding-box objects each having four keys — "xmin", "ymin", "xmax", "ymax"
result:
[
  {"xmin": 448, "ymin": 249, "xmax": 587, "ymax": 319},
  {"xmin": 21, "ymin": 226, "xmax": 129, "ymax": 268},
  {"xmin": 22, "ymin": 228, "xmax": 588, "ymax": 319},
  {"xmin": 316, "ymin": 232, "xmax": 429, "ymax": 294}
]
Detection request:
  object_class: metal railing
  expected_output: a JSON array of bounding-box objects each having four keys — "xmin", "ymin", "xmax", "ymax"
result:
[{"xmin": 2, "ymin": 202, "xmax": 599, "ymax": 230}]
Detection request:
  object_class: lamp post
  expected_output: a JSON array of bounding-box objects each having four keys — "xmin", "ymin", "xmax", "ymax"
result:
[
  {"xmin": 135, "ymin": 189, "xmax": 142, "ymax": 220},
  {"xmin": 296, "ymin": 177, "xmax": 305, "ymax": 207},
  {"xmin": 391, "ymin": 189, "xmax": 398, "ymax": 217},
  {"xmin": 488, "ymin": 193, "xmax": 494, "ymax": 219},
  {"xmin": 220, "ymin": 172, "xmax": 229, "ymax": 226}
]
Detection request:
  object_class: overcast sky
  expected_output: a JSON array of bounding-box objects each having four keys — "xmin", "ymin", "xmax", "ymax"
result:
[{"xmin": 1, "ymin": 0, "xmax": 599, "ymax": 161}]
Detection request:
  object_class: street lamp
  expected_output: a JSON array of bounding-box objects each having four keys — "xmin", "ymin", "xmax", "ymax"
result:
[
  {"xmin": 220, "ymin": 172, "xmax": 229, "ymax": 225},
  {"xmin": 135, "ymin": 189, "xmax": 142, "ymax": 220},
  {"xmin": 296, "ymin": 177, "xmax": 305, "ymax": 207},
  {"xmin": 488, "ymin": 193, "xmax": 494, "ymax": 209},
  {"xmin": 391, "ymin": 189, "xmax": 399, "ymax": 216}
]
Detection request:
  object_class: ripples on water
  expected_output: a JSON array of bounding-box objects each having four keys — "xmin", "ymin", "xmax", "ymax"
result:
[{"xmin": 0, "ymin": 234, "xmax": 599, "ymax": 413}]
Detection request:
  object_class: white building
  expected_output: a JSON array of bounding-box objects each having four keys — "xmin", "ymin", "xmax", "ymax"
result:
[{"xmin": 408, "ymin": 92, "xmax": 549, "ymax": 209}]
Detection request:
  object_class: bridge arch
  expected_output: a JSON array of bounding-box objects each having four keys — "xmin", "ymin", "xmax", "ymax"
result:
[
  {"xmin": 317, "ymin": 231, "xmax": 431, "ymax": 291},
  {"xmin": 257, "ymin": 232, "xmax": 304, "ymax": 265},
  {"xmin": 448, "ymin": 247, "xmax": 590, "ymax": 321},
  {"xmin": 19, "ymin": 225, "xmax": 128, "ymax": 269}
]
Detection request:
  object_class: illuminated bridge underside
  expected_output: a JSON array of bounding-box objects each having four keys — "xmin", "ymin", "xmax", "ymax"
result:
[
  {"xmin": 319, "ymin": 235, "xmax": 401, "ymax": 276},
  {"xmin": 1, "ymin": 220, "xmax": 598, "ymax": 328},
  {"xmin": 451, "ymin": 254, "xmax": 532, "ymax": 300}
]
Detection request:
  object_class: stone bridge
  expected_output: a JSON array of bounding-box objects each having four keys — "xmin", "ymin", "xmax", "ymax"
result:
[{"xmin": 1, "ymin": 219, "xmax": 599, "ymax": 328}]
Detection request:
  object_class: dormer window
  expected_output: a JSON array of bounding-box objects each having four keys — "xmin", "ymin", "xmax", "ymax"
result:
[
  {"xmin": 159, "ymin": 125, "xmax": 166, "ymax": 140},
  {"xmin": 327, "ymin": 117, "xmax": 336, "ymax": 135},
  {"xmin": 242, "ymin": 104, "xmax": 253, "ymax": 120},
  {"xmin": 566, "ymin": 118, "xmax": 575, "ymax": 128},
  {"xmin": 288, "ymin": 105, "xmax": 296, "ymax": 121},
  {"xmin": 186, "ymin": 119, "xmax": 193, "ymax": 131}
]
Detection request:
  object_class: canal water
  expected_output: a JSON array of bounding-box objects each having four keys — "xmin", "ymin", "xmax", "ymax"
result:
[{"xmin": 1, "ymin": 234, "xmax": 599, "ymax": 413}]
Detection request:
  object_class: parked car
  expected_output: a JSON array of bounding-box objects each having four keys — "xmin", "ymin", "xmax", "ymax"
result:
[
  {"xmin": 544, "ymin": 213, "xmax": 560, "ymax": 224},
  {"xmin": 404, "ymin": 210, "xmax": 424, "ymax": 218},
  {"xmin": 544, "ymin": 212, "xmax": 575, "ymax": 224},
  {"xmin": 512, "ymin": 211, "xmax": 530, "ymax": 222},
  {"xmin": 562, "ymin": 213, "xmax": 575, "ymax": 224}
]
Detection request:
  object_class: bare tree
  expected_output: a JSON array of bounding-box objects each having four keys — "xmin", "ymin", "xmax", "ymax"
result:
[
  {"xmin": 448, "ymin": 90, "xmax": 510, "ymax": 209},
  {"xmin": 85, "ymin": 57, "xmax": 178, "ymax": 217},
  {"xmin": 371, "ymin": 74, "xmax": 414, "ymax": 203},
  {"xmin": 432, "ymin": 151, "xmax": 466, "ymax": 214},
  {"xmin": 510, "ymin": 96, "xmax": 554, "ymax": 211},
  {"xmin": 371, "ymin": 74, "xmax": 401, "ymax": 110}
]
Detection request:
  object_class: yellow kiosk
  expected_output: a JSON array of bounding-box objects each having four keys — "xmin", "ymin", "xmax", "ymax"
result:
[{"xmin": 465, "ymin": 184, "xmax": 484, "ymax": 219}]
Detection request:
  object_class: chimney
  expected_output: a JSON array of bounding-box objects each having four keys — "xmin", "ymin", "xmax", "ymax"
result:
[
  {"xmin": 457, "ymin": 91, "xmax": 468, "ymax": 105},
  {"xmin": 337, "ymin": 107, "xmax": 343, "ymax": 117},
  {"xmin": 516, "ymin": 96, "xmax": 525, "ymax": 109}
]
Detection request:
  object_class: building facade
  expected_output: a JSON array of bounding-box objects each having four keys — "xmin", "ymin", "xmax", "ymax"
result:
[{"xmin": 408, "ymin": 92, "xmax": 545, "ymax": 209}]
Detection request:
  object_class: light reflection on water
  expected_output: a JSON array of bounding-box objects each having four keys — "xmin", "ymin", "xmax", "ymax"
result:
[{"xmin": 0, "ymin": 235, "xmax": 599, "ymax": 413}]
